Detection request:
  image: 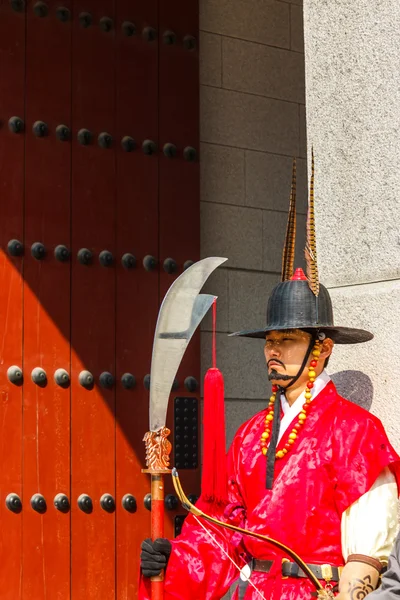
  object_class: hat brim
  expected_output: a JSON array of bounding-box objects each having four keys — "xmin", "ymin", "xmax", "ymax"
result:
[{"xmin": 229, "ymin": 325, "xmax": 373, "ymax": 345}]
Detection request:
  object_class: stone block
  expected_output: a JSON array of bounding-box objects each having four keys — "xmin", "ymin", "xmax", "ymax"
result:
[
  {"xmin": 222, "ymin": 37, "xmax": 305, "ymax": 104},
  {"xmin": 304, "ymin": 1, "xmax": 400, "ymax": 286},
  {"xmin": 313, "ymin": 153, "xmax": 400, "ymax": 286},
  {"xmin": 245, "ymin": 152, "xmax": 307, "ymax": 213},
  {"xmin": 228, "ymin": 270, "xmax": 280, "ymax": 333},
  {"xmin": 314, "ymin": 164, "xmax": 400, "ymax": 286},
  {"xmin": 200, "ymin": 143, "xmax": 245, "ymax": 206},
  {"xmin": 200, "ymin": 32, "xmax": 222, "ymax": 87},
  {"xmin": 291, "ymin": 5, "xmax": 304, "ymax": 53},
  {"xmin": 262, "ymin": 210, "xmax": 306, "ymax": 273},
  {"xmin": 200, "ymin": 267, "xmax": 229, "ymax": 332},
  {"xmin": 200, "ymin": 0, "xmax": 290, "ymax": 49},
  {"xmin": 201, "ymin": 332, "xmax": 269, "ymax": 400},
  {"xmin": 326, "ymin": 279, "xmax": 400, "ymax": 453},
  {"xmin": 200, "ymin": 87, "xmax": 299, "ymax": 157},
  {"xmin": 201, "ymin": 203, "xmax": 263, "ymax": 270},
  {"xmin": 225, "ymin": 399, "xmax": 268, "ymax": 448}
]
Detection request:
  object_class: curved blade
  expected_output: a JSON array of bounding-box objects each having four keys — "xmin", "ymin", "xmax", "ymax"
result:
[{"xmin": 150, "ymin": 257, "xmax": 227, "ymax": 431}]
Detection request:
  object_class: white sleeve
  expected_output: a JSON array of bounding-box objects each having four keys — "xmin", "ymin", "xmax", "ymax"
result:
[{"xmin": 341, "ymin": 467, "xmax": 399, "ymax": 563}]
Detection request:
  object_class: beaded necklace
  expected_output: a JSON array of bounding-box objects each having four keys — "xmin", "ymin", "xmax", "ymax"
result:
[{"xmin": 260, "ymin": 339, "xmax": 321, "ymax": 459}]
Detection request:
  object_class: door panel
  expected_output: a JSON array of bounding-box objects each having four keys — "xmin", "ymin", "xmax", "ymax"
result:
[
  {"xmin": 0, "ymin": 3, "xmax": 25, "ymax": 597},
  {"xmin": 0, "ymin": 0, "xmax": 200, "ymax": 596},
  {"xmin": 71, "ymin": 1, "xmax": 117, "ymax": 597},
  {"xmin": 114, "ymin": 1, "xmax": 159, "ymax": 598},
  {"xmin": 158, "ymin": 0, "xmax": 200, "ymax": 528},
  {"xmin": 22, "ymin": 2, "xmax": 72, "ymax": 598}
]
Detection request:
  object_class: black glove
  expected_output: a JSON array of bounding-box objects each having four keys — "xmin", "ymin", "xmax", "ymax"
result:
[{"xmin": 140, "ymin": 538, "xmax": 172, "ymax": 578}]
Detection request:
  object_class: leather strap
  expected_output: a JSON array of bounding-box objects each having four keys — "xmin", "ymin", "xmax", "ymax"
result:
[
  {"xmin": 266, "ymin": 391, "xmax": 281, "ymax": 490},
  {"xmin": 252, "ymin": 559, "xmax": 342, "ymax": 582},
  {"xmin": 251, "ymin": 559, "xmax": 273, "ymax": 573}
]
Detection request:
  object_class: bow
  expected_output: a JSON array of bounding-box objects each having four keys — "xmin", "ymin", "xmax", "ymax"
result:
[{"xmin": 172, "ymin": 469, "xmax": 334, "ymax": 599}]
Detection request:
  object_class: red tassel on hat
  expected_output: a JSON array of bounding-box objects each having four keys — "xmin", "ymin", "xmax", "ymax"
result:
[{"xmin": 201, "ymin": 298, "xmax": 227, "ymax": 504}]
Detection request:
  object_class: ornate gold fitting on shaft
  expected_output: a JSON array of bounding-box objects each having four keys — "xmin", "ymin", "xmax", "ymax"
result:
[{"xmin": 142, "ymin": 426, "xmax": 172, "ymax": 472}]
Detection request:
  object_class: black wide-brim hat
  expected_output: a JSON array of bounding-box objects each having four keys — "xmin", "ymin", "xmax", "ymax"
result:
[
  {"xmin": 230, "ymin": 272, "xmax": 373, "ymax": 345},
  {"xmin": 234, "ymin": 155, "xmax": 374, "ymax": 345}
]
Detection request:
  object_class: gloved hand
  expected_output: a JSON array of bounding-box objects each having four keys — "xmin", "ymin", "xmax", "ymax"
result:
[{"xmin": 140, "ymin": 538, "xmax": 172, "ymax": 578}]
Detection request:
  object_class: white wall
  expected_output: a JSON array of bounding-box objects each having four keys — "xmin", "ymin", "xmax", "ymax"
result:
[{"xmin": 303, "ymin": 0, "xmax": 400, "ymax": 452}]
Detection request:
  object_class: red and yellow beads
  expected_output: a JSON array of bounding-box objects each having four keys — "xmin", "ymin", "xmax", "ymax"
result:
[{"xmin": 260, "ymin": 341, "xmax": 321, "ymax": 459}]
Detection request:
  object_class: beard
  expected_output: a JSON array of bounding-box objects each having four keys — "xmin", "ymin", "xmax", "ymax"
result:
[{"xmin": 267, "ymin": 369, "xmax": 295, "ymax": 382}]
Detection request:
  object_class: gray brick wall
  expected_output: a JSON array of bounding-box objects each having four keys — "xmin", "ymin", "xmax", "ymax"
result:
[
  {"xmin": 200, "ymin": 0, "xmax": 306, "ymax": 428},
  {"xmin": 199, "ymin": 1, "xmax": 306, "ymax": 596}
]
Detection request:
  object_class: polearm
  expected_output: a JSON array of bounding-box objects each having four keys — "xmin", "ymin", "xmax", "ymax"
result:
[{"xmin": 142, "ymin": 257, "xmax": 227, "ymax": 600}]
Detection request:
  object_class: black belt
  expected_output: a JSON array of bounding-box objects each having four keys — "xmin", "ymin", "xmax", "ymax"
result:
[{"xmin": 252, "ymin": 559, "xmax": 342, "ymax": 582}]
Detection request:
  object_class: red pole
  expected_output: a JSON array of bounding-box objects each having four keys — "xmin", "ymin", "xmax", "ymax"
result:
[
  {"xmin": 142, "ymin": 427, "xmax": 171, "ymax": 600},
  {"xmin": 150, "ymin": 473, "xmax": 165, "ymax": 600}
]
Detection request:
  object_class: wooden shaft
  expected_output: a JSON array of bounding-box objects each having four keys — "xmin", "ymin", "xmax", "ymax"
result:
[{"xmin": 151, "ymin": 474, "xmax": 165, "ymax": 600}]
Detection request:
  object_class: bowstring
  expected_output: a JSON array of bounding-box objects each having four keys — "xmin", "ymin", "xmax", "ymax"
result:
[{"xmin": 193, "ymin": 515, "xmax": 267, "ymax": 600}]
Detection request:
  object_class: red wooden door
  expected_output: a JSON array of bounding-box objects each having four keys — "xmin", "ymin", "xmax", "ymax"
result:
[{"xmin": 0, "ymin": 1, "xmax": 199, "ymax": 598}]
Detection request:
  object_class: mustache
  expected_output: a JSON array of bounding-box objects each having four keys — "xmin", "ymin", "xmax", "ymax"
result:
[{"xmin": 267, "ymin": 360, "xmax": 295, "ymax": 382}]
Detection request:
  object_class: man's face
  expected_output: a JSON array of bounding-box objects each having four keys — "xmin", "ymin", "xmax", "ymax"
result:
[{"xmin": 264, "ymin": 329, "xmax": 312, "ymax": 387}]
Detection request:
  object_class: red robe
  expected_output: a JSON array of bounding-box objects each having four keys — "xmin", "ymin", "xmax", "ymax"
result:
[{"xmin": 140, "ymin": 381, "xmax": 400, "ymax": 600}]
